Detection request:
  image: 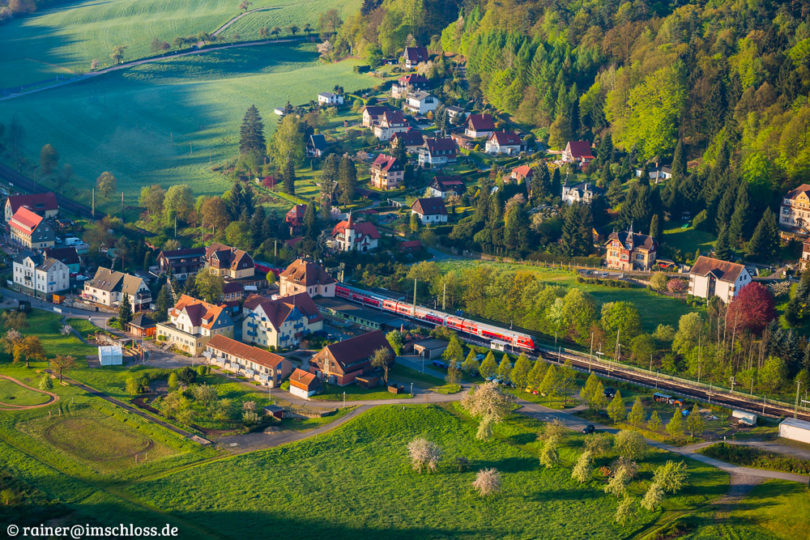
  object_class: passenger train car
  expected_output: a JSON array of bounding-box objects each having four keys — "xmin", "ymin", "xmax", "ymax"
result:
[{"xmin": 335, "ymin": 283, "xmax": 535, "ymax": 351}]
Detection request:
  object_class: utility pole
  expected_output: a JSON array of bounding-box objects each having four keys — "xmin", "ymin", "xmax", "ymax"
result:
[
  {"xmin": 121, "ymin": 191, "xmax": 124, "ymax": 217},
  {"xmin": 91, "ymin": 188, "xmax": 95, "ymax": 218},
  {"xmin": 612, "ymin": 328, "xmax": 621, "ymax": 371},
  {"xmin": 412, "ymin": 278, "xmax": 417, "ymax": 316},
  {"xmin": 174, "ymin": 215, "xmax": 177, "ymax": 238},
  {"xmin": 442, "ymin": 282, "xmax": 446, "ymax": 311},
  {"xmin": 697, "ymin": 332, "xmax": 702, "ymax": 385},
  {"xmin": 796, "ymin": 380, "xmax": 802, "ymax": 419},
  {"xmin": 588, "ymin": 332, "xmax": 593, "ymax": 373}
]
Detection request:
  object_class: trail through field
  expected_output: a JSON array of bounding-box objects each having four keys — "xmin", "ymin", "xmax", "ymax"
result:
[
  {"xmin": 0, "ymin": 374, "xmax": 59, "ymax": 410},
  {"xmin": 0, "ymin": 36, "xmax": 305, "ymax": 102},
  {"xmin": 212, "ymin": 6, "xmax": 280, "ymax": 36}
]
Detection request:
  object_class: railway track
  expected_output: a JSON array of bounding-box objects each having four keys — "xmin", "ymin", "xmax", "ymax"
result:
[{"xmin": 0, "ymin": 162, "xmax": 103, "ymax": 220}]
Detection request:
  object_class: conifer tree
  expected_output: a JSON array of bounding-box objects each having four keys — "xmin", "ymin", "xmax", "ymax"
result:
[
  {"xmin": 239, "ymin": 105, "xmax": 266, "ymax": 162},
  {"xmin": 607, "ymin": 390, "xmax": 626, "ymax": 424},
  {"xmin": 479, "ymin": 351, "xmax": 498, "ymax": 379},
  {"xmin": 283, "ymin": 160, "xmax": 296, "ymax": 194},
  {"xmin": 649, "ymin": 213, "xmax": 660, "ymax": 239},
  {"xmin": 746, "ymin": 208, "xmax": 780, "ymax": 261},
  {"xmin": 728, "ymin": 183, "xmax": 751, "ymax": 244},
  {"xmin": 627, "ymin": 396, "xmax": 645, "ymax": 429},
  {"xmin": 714, "ymin": 226, "xmax": 733, "ymax": 260},
  {"xmin": 511, "ymin": 353, "xmax": 531, "ymax": 389},
  {"xmin": 338, "ymin": 155, "xmax": 357, "ymax": 205},
  {"xmin": 527, "ymin": 360, "xmax": 547, "ymax": 390},
  {"xmin": 497, "ymin": 354, "xmax": 512, "ymax": 382}
]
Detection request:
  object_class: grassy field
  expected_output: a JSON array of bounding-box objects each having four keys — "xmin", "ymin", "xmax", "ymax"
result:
[
  {"xmin": 0, "ymin": 43, "xmax": 374, "ymax": 210},
  {"xmin": 0, "ymin": 377, "xmax": 51, "ymax": 406},
  {"xmin": 0, "ymin": 309, "xmax": 96, "ymax": 360},
  {"xmin": 312, "ymin": 382, "xmax": 412, "ymax": 401},
  {"xmin": 436, "ymin": 260, "xmax": 699, "ymax": 331},
  {"xmin": 123, "ymin": 404, "xmax": 727, "ymax": 539},
  {"xmin": 0, "ymin": 0, "xmax": 361, "ymax": 88},
  {"xmin": 662, "ymin": 224, "xmax": 716, "ymax": 256}
]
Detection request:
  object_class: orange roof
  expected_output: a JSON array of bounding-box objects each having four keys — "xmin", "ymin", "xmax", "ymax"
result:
[
  {"xmin": 290, "ymin": 368, "xmax": 318, "ymax": 390},
  {"xmin": 207, "ymin": 334, "xmax": 286, "ymax": 370},
  {"xmin": 331, "ymin": 220, "xmax": 381, "ymax": 240},
  {"xmin": 512, "ymin": 165, "xmax": 532, "ymax": 178},
  {"xmin": 171, "ymin": 294, "xmax": 227, "ymax": 329},
  {"xmin": 10, "ymin": 207, "xmax": 43, "ymax": 235}
]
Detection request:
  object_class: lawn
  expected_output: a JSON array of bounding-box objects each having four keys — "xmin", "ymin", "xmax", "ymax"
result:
[
  {"xmin": 0, "ymin": 43, "xmax": 375, "ymax": 211},
  {"xmin": 0, "ymin": 309, "xmax": 96, "ymax": 360},
  {"xmin": 436, "ymin": 260, "xmax": 699, "ymax": 331},
  {"xmin": 124, "ymin": 404, "xmax": 728, "ymax": 539},
  {"xmin": 0, "ymin": 378, "xmax": 51, "ymax": 407},
  {"xmin": 662, "ymin": 224, "xmax": 716, "ymax": 255},
  {"xmin": 312, "ymin": 382, "xmax": 412, "ymax": 401},
  {"xmin": 0, "ymin": 0, "xmax": 361, "ymax": 88},
  {"xmin": 66, "ymin": 317, "xmax": 102, "ymax": 340}
]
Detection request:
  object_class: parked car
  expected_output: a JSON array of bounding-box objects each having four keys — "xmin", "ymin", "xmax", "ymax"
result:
[
  {"xmin": 604, "ymin": 387, "xmax": 616, "ymax": 399},
  {"xmin": 582, "ymin": 424, "xmax": 595, "ymax": 434}
]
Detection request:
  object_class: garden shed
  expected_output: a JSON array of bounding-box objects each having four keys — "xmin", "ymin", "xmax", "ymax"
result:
[{"xmin": 98, "ymin": 345, "xmax": 123, "ymax": 366}]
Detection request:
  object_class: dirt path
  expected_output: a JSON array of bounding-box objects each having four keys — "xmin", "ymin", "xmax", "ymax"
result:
[
  {"xmin": 0, "ymin": 374, "xmax": 59, "ymax": 410},
  {"xmin": 212, "ymin": 6, "xmax": 279, "ymax": 36}
]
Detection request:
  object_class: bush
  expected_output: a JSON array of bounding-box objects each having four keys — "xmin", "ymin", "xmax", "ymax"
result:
[{"xmin": 700, "ymin": 443, "xmax": 810, "ymax": 474}]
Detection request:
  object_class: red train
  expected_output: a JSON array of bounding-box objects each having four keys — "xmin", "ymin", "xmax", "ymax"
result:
[{"xmin": 335, "ymin": 284, "xmax": 535, "ymax": 351}]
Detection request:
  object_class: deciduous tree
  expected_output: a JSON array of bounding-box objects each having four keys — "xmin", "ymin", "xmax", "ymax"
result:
[
  {"xmin": 96, "ymin": 171, "xmax": 116, "ymax": 199},
  {"xmin": 371, "ymin": 347, "xmax": 395, "ymax": 384}
]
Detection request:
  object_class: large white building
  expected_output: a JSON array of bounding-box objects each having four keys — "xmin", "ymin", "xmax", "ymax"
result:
[
  {"xmin": 279, "ymin": 259, "xmax": 336, "ymax": 298},
  {"xmin": 688, "ymin": 256, "xmax": 752, "ymax": 303},
  {"xmin": 82, "ymin": 267, "xmax": 151, "ymax": 310},
  {"xmin": 779, "ymin": 183, "xmax": 810, "ymax": 237},
  {"xmin": 242, "ymin": 293, "xmax": 323, "ymax": 349},
  {"xmin": 330, "ymin": 215, "xmax": 380, "ymax": 252},
  {"xmin": 156, "ymin": 295, "xmax": 234, "ymax": 355},
  {"xmin": 12, "ymin": 251, "xmax": 69, "ymax": 298}
]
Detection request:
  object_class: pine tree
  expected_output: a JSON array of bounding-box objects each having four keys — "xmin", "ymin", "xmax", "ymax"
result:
[
  {"xmin": 728, "ymin": 183, "xmax": 751, "ymax": 244},
  {"xmin": 497, "ymin": 354, "xmax": 512, "ymax": 382},
  {"xmin": 530, "ymin": 163, "xmax": 551, "ymax": 204},
  {"xmin": 666, "ymin": 410, "xmax": 685, "ymax": 439},
  {"xmin": 560, "ymin": 204, "xmax": 592, "ymax": 256},
  {"xmin": 627, "ymin": 397, "xmax": 645, "ymax": 429},
  {"xmin": 540, "ymin": 364, "xmax": 560, "ymax": 400},
  {"xmin": 119, "ymin": 293, "xmax": 132, "ymax": 327},
  {"xmin": 714, "ymin": 226, "xmax": 733, "ymax": 260},
  {"xmin": 715, "ymin": 186, "xmax": 736, "ymax": 233},
  {"xmin": 320, "ymin": 154, "xmax": 339, "ymax": 205},
  {"xmin": 746, "ymin": 208, "xmax": 780, "ymax": 261},
  {"xmin": 647, "ymin": 410, "xmax": 662, "ymax": 432},
  {"xmin": 511, "ymin": 353, "xmax": 532, "ymax": 389},
  {"xmin": 649, "ymin": 213, "xmax": 660, "ymax": 239},
  {"xmin": 303, "ymin": 203, "xmax": 317, "ymax": 239},
  {"xmin": 338, "ymin": 155, "xmax": 357, "ymax": 205},
  {"xmin": 686, "ymin": 403, "xmax": 704, "ymax": 437},
  {"xmin": 283, "ymin": 160, "xmax": 296, "ymax": 194},
  {"xmin": 671, "ymin": 139, "xmax": 686, "ymax": 180},
  {"xmin": 527, "ymin": 360, "xmax": 546, "ymax": 391},
  {"xmin": 239, "ymin": 105, "xmax": 266, "ymax": 157},
  {"xmin": 607, "ymin": 390, "xmax": 626, "ymax": 424},
  {"xmin": 462, "ymin": 350, "xmax": 479, "ymax": 375},
  {"xmin": 479, "ymin": 351, "xmax": 498, "ymax": 379},
  {"xmin": 551, "ymin": 168, "xmax": 561, "ymax": 199},
  {"xmin": 606, "ymin": 178, "xmax": 624, "ymax": 207},
  {"xmin": 580, "ymin": 372, "xmax": 600, "ymax": 405}
]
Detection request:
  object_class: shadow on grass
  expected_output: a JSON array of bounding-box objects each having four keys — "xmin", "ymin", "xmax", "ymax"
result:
[{"xmin": 470, "ymin": 456, "xmax": 538, "ymax": 473}]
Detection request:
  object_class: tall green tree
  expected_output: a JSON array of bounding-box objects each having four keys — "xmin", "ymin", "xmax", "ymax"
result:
[
  {"xmin": 479, "ymin": 351, "xmax": 498, "ymax": 379},
  {"xmin": 714, "ymin": 226, "xmax": 733, "ymax": 260},
  {"xmin": 239, "ymin": 105, "xmax": 266, "ymax": 169},
  {"xmin": 746, "ymin": 208, "xmax": 780, "ymax": 261},
  {"xmin": 338, "ymin": 155, "xmax": 357, "ymax": 205},
  {"xmin": 560, "ymin": 203, "xmax": 593, "ymax": 256},
  {"xmin": 607, "ymin": 390, "xmax": 626, "ymax": 424},
  {"xmin": 39, "ymin": 144, "xmax": 58, "ymax": 176},
  {"xmin": 118, "ymin": 293, "xmax": 132, "ymax": 327},
  {"xmin": 283, "ymin": 160, "xmax": 296, "ymax": 195}
]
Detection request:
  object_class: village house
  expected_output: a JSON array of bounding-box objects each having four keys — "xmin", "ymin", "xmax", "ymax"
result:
[
  {"xmin": 279, "ymin": 258, "xmax": 336, "ymax": 298},
  {"xmin": 779, "ymin": 184, "xmax": 810, "ymax": 237},
  {"xmin": 636, "ymin": 165, "xmax": 672, "ymax": 183},
  {"xmin": 156, "ymin": 247, "xmax": 206, "ymax": 280},
  {"xmin": 510, "ymin": 165, "xmax": 533, "ymax": 184},
  {"xmin": 306, "ymin": 134, "xmax": 327, "ymax": 158},
  {"xmin": 44, "ymin": 246, "xmax": 80, "ymax": 274},
  {"xmin": 561, "ymin": 140, "xmax": 595, "ymax": 166},
  {"xmin": 562, "ymin": 182, "xmax": 604, "ymax": 205},
  {"xmin": 156, "ymin": 295, "xmax": 234, "ymax": 355},
  {"xmin": 411, "ymin": 197, "xmax": 448, "ymax": 224},
  {"xmin": 330, "ymin": 215, "xmax": 381, "ymax": 252},
  {"xmin": 427, "ymin": 175, "xmax": 465, "ymax": 198},
  {"xmin": 242, "ymin": 292, "xmax": 323, "ymax": 349},
  {"xmin": 4, "ymin": 192, "xmax": 58, "ymax": 222},
  {"xmin": 205, "ymin": 243, "xmax": 255, "ymax": 279},
  {"xmin": 464, "ymin": 114, "xmax": 496, "ymax": 138},
  {"xmin": 317, "ymin": 91, "xmax": 344, "ymax": 106},
  {"xmin": 205, "ymin": 334, "xmax": 293, "ymax": 388},
  {"xmin": 286, "ymin": 204, "xmax": 307, "ymax": 235},
  {"xmin": 485, "ymin": 131, "xmax": 522, "ymax": 155},
  {"xmin": 308, "ymin": 330, "xmax": 393, "ymax": 386},
  {"xmin": 390, "ymin": 129, "xmax": 424, "ymax": 154},
  {"xmin": 12, "ymin": 251, "xmax": 69, "ymax": 299},
  {"xmin": 128, "ymin": 313, "xmax": 156, "ymax": 338},
  {"xmin": 289, "ymin": 368, "xmax": 322, "ymax": 399},
  {"xmin": 404, "ymin": 91, "xmax": 439, "ymax": 115},
  {"xmin": 802, "ymin": 240, "xmax": 810, "ymax": 270},
  {"xmin": 403, "ymin": 46, "xmax": 428, "ymax": 69},
  {"xmin": 445, "ymin": 106, "xmax": 467, "ymax": 122},
  {"xmin": 362, "ymin": 105, "xmax": 392, "ymax": 128},
  {"xmin": 418, "ymin": 137, "xmax": 457, "ymax": 168},
  {"xmin": 391, "ymin": 73, "xmax": 428, "ymax": 99},
  {"xmin": 605, "ymin": 227, "xmax": 657, "ymax": 271},
  {"xmin": 372, "ymin": 110, "xmax": 409, "ymax": 141},
  {"xmin": 82, "ymin": 267, "xmax": 151, "ymax": 310},
  {"xmin": 9, "ymin": 207, "xmax": 55, "ymax": 249},
  {"xmin": 688, "ymin": 256, "xmax": 752, "ymax": 303},
  {"xmin": 370, "ymin": 154, "xmax": 404, "ymax": 190}
]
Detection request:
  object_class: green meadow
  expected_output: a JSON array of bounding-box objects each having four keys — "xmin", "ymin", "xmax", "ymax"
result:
[
  {"xmin": 0, "ymin": 43, "xmax": 374, "ymax": 209},
  {"xmin": 0, "ymin": 0, "xmax": 361, "ymax": 88}
]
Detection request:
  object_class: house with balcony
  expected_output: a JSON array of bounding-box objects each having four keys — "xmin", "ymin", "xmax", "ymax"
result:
[
  {"xmin": 44, "ymin": 246, "xmax": 80, "ymax": 274},
  {"xmin": 391, "ymin": 73, "xmax": 428, "ymax": 98},
  {"xmin": 330, "ymin": 215, "xmax": 380, "ymax": 252},
  {"xmin": 308, "ymin": 330, "xmax": 393, "ymax": 386},
  {"xmin": 12, "ymin": 251, "xmax": 69, "ymax": 299},
  {"xmin": 779, "ymin": 184, "xmax": 810, "ymax": 238},
  {"xmin": 418, "ymin": 137, "xmax": 457, "ymax": 168},
  {"xmin": 604, "ymin": 226, "xmax": 657, "ymax": 271},
  {"xmin": 370, "ymin": 154, "xmax": 404, "ymax": 190},
  {"xmin": 82, "ymin": 267, "xmax": 151, "ymax": 310},
  {"xmin": 561, "ymin": 140, "xmax": 595, "ymax": 167},
  {"xmin": 372, "ymin": 110, "xmax": 409, "ymax": 141},
  {"xmin": 156, "ymin": 247, "xmax": 206, "ymax": 280},
  {"xmin": 205, "ymin": 334, "xmax": 293, "ymax": 388},
  {"xmin": 9, "ymin": 207, "xmax": 55, "ymax": 249},
  {"xmin": 485, "ymin": 131, "xmax": 522, "ymax": 155},
  {"xmin": 562, "ymin": 182, "xmax": 604, "ymax": 205},
  {"xmin": 390, "ymin": 129, "xmax": 424, "ymax": 154},
  {"xmin": 5, "ymin": 192, "xmax": 58, "ymax": 223},
  {"xmin": 279, "ymin": 258, "xmax": 336, "ymax": 298},
  {"xmin": 688, "ymin": 256, "xmax": 752, "ymax": 303},
  {"xmin": 317, "ymin": 92, "xmax": 344, "ymax": 106},
  {"xmin": 204, "ymin": 243, "xmax": 255, "ymax": 280},
  {"xmin": 242, "ymin": 292, "xmax": 323, "ymax": 349},
  {"xmin": 404, "ymin": 91, "xmax": 439, "ymax": 115},
  {"xmin": 156, "ymin": 295, "xmax": 233, "ymax": 355}
]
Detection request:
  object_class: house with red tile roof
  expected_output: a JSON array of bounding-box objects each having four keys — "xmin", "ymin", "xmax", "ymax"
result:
[
  {"xmin": 562, "ymin": 141, "xmax": 595, "ymax": 166},
  {"xmin": 242, "ymin": 292, "xmax": 323, "ymax": 349},
  {"xmin": 204, "ymin": 243, "xmax": 255, "ymax": 280},
  {"xmin": 605, "ymin": 226, "xmax": 657, "ymax": 271},
  {"xmin": 688, "ymin": 256, "xmax": 752, "ymax": 303},
  {"xmin": 286, "ymin": 204, "xmax": 307, "ymax": 234},
  {"xmin": 205, "ymin": 334, "xmax": 293, "ymax": 387},
  {"xmin": 331, "ymin": 214, "xmax": 380, "ymax": 252},
  {"xmin": 4, "ymin": 192, "xmax": 58, "ymax": 222},
  {"xmin": 279, "ymin": 258, "xmax": 336, "ymax": 298},
  {"xmin": 309, "ymin": 330, "xmax": 393, "ymax": 386},
  {"xmin": 391, "ymin": 73, "xmax": 428, "ymax": 98},
  {"xmin": 372, "ymin": 109, "xmax": 409, "ymax": 141},
  {"xmin": 156, "ymin": 294, "xmax": 234, "ymax": 355},
  {"xmin": 464, "ymin": 114, "xmax": 496, "ymax": 138},
  {"xmin": 779, "ymin": 183, "xmax": 810, "ymax": 237},
  {"xmin": 485, "ymin": 131, "xmax": 523, "ymax": 155},
  {"xmin": 370, "ymin": 154, "xmax": 404, "ymax": 190},
  {"xmin": 403, "ymin": 46, "xmax": 429, "ymax": 68},
  {"xmin": 289, "ymin": 368, "xmax": 322, "ymax": 398},
  {"xmin": 510, "ymin": 165, "xmax": 533, "ymax": 184},
  {"xmin": 418, "ymin": 137, "xmax": 457, "ymax": 168},
  {"xmin": 9, "ymin": 207, "xmax": 55, "ymax": 249},
  {"xmin": 411, "ymin": 197, "xmax": 448, "ymax": 224}
]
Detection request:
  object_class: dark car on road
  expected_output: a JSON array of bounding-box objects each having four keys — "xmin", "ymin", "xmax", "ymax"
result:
[
  {"xmin": 582, "ymin": 424, "xmax": 595, "ymax": 434},
  {"xmin": 604, "ymin": 387, "xmax": 616, "ymax": 399}
]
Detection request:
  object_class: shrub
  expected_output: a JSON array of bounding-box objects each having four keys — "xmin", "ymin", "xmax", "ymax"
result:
[
  {"xmin": 615, "ymin": 430, "xmax": 647, "ymax": 460},
  {"xmin": 666, "ymin": 278, "xmax": 687, "ymax": 294},
  {"xmin": 472, "ymin": 468, "xmax": 501, "ymax": 496}
]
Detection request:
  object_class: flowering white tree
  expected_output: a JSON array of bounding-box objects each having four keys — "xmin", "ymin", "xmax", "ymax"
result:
[
  {"xmin": 461, "ymin": 382, "xmax": 514, "ymax": 422},
  {"xmin": 408, "ymin": 437, "xmax": 442, "ymax": 473},
  {"xmin": 472, "ymin": 468, "xmax": 501, "ymax": 496}
]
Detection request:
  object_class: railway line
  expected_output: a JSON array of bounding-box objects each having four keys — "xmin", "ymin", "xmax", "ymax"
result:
[
  {"xmin": 0, "ymin": 162, "xmax": 103, "ymax": 220},
  {"xmin": 337, "ymin": 282, "xmax": 810, "ymax": 423}
]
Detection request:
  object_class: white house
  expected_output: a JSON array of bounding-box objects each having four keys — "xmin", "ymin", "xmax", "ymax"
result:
[
  {"xmin": 485, "ymin": 131, "xmax": 522, "ymax": 155},
  {"xmin": 418, "ymin": 137, "xmax": 457, "ymax": 168},
  {"xmin": 242, "ymin": 292, "xmax": 323, "ymax": 349},
  {"xmin": 205, "ymin": 334, "xmax": 293, "ymax": 388},
  {"xmin": 404, "ymin": 91, "xmax": 439, "ymax": 115},
  {"xmin": 318, "ymin": 92, "xmax": 344, "ymax": 106},
  {"xmin": 289, "ymin": 368, "xmax": 322, "ymax": 399},
  {"xmin": 562, "ymin": 182, "xmax": 604, "ymax": 205},
  {"xmin": 12, "ymin": 251, "xmax": 69, "ymax": 298},
  {"xmin": 82, "ymin": 267, "xmax": 151, "ymax": 311},
  {"xmin": 465, "ymin": 114, "xmax": 496, "ymax": 138},
  {"xmin": 279, "ymin": 258, "xmax": 336, "ymax": 298},
  {"xmin": 688, "ymin": 256, "xmax": 752, "ymax": 303},
  {"xmin": 372, "ymin": 110, "xmax": 409, "ymax": 141},
  {"xmin": 330, "ymin": 215, "xmax": 380, "ymax": 252},
  {"xmin": 411, "ymin": 197, "xmax": 448, "ymax": 224}
]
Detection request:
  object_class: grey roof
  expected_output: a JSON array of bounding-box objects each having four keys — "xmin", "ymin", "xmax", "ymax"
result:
[
  {"xmin": 39, "ymin": 257, "xmax": 65, "ymax": 271},
  {"xmin": 13, "ymin": 250, "xmax": 41, "ymax": 265},
  {"xmin": 88, "ymin": 267, "xmax": 145, "ymax": 295}
]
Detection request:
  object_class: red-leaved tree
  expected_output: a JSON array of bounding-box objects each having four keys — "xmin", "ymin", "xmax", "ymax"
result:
[{"xmin": 725, "ymin": 282, "xmax": 776, "ymax": 334}]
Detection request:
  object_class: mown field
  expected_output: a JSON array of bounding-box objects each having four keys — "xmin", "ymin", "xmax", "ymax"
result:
[
  {"xmin": 436, "ymin": 260, "xmax": 699, "ymax": 332},
  {"xmin": 0, "ymin": 0, "xmax": 362, "ymax": 88},
  {"xmin": 125, "ymin": 404, "xmax": 727, "ymax": 539},
  {"xmin": 0, "ymin": 43, "xmax": 374, "ymax": 210}
]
